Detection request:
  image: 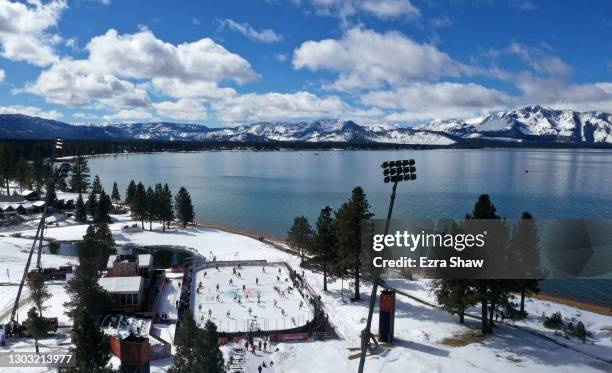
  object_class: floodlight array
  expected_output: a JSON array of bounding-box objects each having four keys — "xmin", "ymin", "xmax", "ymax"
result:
[{"xmin": 381, "ymin": 159, "xmax": 416, "ymax": 183}]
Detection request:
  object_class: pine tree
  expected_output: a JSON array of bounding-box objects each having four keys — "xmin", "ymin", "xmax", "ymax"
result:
[
  {"xmin": 70, "ymin": 311, "xmax": 112, "ymax": 372},
  {"xmin": 307, "ymin": 206, "xmax": 338, "ymax": 291},
  {"xmin": 0, "ymin": 142, "xmax": 14, "ymax": 195},
  {"xmin": 170, "ymin": 311, "xmax": 224, "ymax": 373},
  {"xmin": 55, "ymin": 163, "xmax": 71, "ymax": 192},
  {"xmin": 201, "ymin": 320, "xmax": 225, "ymax": 372},
  {"xmin": 15, "ymin": 155, "xmax": 31, "ymax": 192},
  {"xmin": 86, "ymin": 189, "xmax": 97, "ymax": 217},
  {"xmin": 155, "ymin": 184, "xmax": 174, "ymax": 232},
  {"xmin": 30, "ymin": 148, "xmax": 47, "ymax": 192},
  {"xmin": 132, "ymin": 182, "xmax": 147, "ymax": 229},
  {"xmin": 287, "ymin": 216, "xmax": 313, "ymax": 266},
  {"xmin": 335, "ymin": 186, "xmax": 373, "ymax": 301},
  {"xmin": 64, "ymin": 225, "xmax": 112, "ymax": 320},
  {"xmin": 125, "ymin": 180, "xmax": 136, "ymax": 206},
  {"xmin": 91, "ymin": 175, "xmax": 103, "ymax": 194},
  {"xmin": 510, "ymin": 212, "xmax": 541, "ymax": 315},
  {"xmin": 465, "ymin": 194, "xmax": 512, "ymax": 333},
  {"xmin": 432, "ymin": 279, "xmax": 476, "ymax": 324},
  {"xmin": 175, "ymin": 187, "xmax": 195, "ymax": 228},
  {"xmin": 94, "ymin": 190, "xmax": 112, "ymax": 224},
  {"xmin": 145, "ymin": 186, "xmax": 156, "ymax": 231},
  {"xmin": 27, "ymin": 271, "xmax": 51, "ymax": 318},
  {"xmin": 111, "ymin": 182, "xmax": 121, "ymax": 204},
  {"xmin": 75, "ymin": 193, "xmax": 87, "ymax": 222},
  {"xmin": 45, "ymin": 180, "xmax": 57, "ymax": 209},
  {"xmin": 24, "ymin": 307, "xmax": 47, "ymax": 354},
  {"xmin": 70, "ymin": 153, "xmax": 90, "ymax": 194}
]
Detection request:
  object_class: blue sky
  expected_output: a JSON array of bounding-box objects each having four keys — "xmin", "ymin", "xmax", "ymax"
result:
[{"xmin": 0, "ymin": 0, "xmax": 610, "ymax": 126}]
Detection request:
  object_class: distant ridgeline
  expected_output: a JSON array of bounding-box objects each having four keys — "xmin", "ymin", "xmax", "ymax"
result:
[{"xmin": 0, "ymin": 105, "xmax": 611, "ymax": 151}]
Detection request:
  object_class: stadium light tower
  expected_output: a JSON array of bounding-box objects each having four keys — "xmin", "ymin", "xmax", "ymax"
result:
[{"xmin": 357, "ymin": 159, "xmax": 416, "ymax": 373}]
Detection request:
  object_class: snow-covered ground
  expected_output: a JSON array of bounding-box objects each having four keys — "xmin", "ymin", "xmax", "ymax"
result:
[
  {"xmin": 192, "ymin": 264, "xmax": 313, "ymax": 333},
  {"xmin": 0, "ymin": 214, "xmax": 611, "ymax": 372}
]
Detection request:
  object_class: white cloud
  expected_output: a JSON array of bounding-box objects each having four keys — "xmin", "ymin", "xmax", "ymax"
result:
[
  {"xmin": 153, "ymin": 99, "xmax": 208, "ymax": 121},
  {"xmin": 0, "ymin": 0, "xmax": 66, "ymax": 66},
  {"xmin": 103, "ymin": 108, "xmax": 157, "ymax": 123},
  {"xmin": 293, "ymin": 27, "xmax": 470, "ymax": 90},
  {"xmin": 360, "ymin": 0, "xmax": 420, "ymax": 18},
  {"xmin": 301, "ymin": 0, "xmax": 419, "ymax": 19},
  {"xmin": 212, "ymin": 91, "xmax": 353, "ymax": 123},
  {"xmin": 25, "ymin": 59, "xmax": 150, "ymax": 108},
  {"xmin": 508, "ymin": 43, "xmax": 572, "ymax": 76},
  {"xmin": 0, "ymin": 68, "xmax": 4, "ymax": 83},
  {"xmin": 151, "ymin": 78, "xmax": 236, "ymax": 100},
  {"xmin": 85, "ymin": 28, "xmax": 259, "ymax": 83},
  {"xmin": 0, "ymin": 105, "xmax": 62, "ymax": 120},
  {"xmin": 219, "ymin": 19, "xmax": 282, "ymax": 43},
  {"xmin": 26, "ymin": 28, "xmax": 257, "ymax": 111},
  {"xmin": 513, "ymin": 74, "xmax": 612, "ymax": 112},
  {"xmin": 363, "ymin": 82, "xmax": 514, "ymax": 122}
]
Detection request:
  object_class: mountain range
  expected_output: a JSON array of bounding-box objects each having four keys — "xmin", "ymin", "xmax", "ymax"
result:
[{"xmin": 0, "ymin": 105, "xmax": 611, "ymax": 146}]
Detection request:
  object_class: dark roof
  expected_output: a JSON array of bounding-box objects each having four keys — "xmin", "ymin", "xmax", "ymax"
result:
[{"xmin": 0, "ymin": 195, "xmax": 25, "ymax": 203}]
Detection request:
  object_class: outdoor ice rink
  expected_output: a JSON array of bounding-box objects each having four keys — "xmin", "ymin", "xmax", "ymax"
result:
[{"xmin": 191, "ymin": 263, "xmax": 314, "ymax": 333}]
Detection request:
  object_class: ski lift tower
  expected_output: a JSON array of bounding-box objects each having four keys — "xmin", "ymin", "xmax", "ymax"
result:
[
  {"xmin": 357, "ymin": 159, "xmax": 416, "ymax": 373},
  {"xmin": 5, "ymin": 138, "xmax": 62, "ymax": 336}
]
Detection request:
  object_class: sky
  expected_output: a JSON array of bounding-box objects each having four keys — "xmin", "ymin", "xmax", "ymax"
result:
[{"xmin": 0, "ymin": 0, "xmax": 610, "ymax": 127}]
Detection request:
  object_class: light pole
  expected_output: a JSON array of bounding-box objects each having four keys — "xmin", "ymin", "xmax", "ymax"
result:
[{"xmin": 357, "ymin": 159, "xmax": 416, "ymax": 373}]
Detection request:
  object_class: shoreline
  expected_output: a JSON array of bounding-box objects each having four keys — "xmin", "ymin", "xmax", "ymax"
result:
[
  {"xmin": 198, "ymin": 220, "xmax": 612, "ymax": 316},
  {"xmin": 534, "ymin": 292, "xmax": 612, "ymax": 317}
]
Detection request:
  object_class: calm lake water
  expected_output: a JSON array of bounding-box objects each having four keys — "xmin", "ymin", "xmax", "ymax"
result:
[{"xmin": 89, "ymin": 148, "xmax": 612, "ymax": 307}]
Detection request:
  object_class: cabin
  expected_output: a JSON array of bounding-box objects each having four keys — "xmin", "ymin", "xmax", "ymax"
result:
[
  {"xmin": 20, "ymin": 190, "xmax": 40, "ymax": 201},
  {"xmin": 99, "ymin": 276, "xmax": 145, "ymax": 311}
]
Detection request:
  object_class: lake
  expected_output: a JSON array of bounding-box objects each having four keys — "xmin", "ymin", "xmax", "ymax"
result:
[{"xmin": 88, "ymin": 148, "xmax": 612, "ymax": 307}]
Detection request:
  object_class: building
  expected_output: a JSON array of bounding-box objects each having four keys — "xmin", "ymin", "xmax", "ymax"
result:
[
  {"xmin": 99, "ymin": 276, "xmax": 145, "ymax": 311},
  {"xmin": 106, "ymin": 254, "xmax": 152, "ymax": 277}
]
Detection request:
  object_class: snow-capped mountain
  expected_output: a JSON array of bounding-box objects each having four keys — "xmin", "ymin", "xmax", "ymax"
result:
[
  {"xmin": 1, "ymin": 106, "xmax": 611, "ymax": 145},
  {"xmin": 418, "ymin": 105, "xmax": 612, "ymax": 143}
]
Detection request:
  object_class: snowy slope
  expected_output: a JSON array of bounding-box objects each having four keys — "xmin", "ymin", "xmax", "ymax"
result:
[{"xmin": 419, "ymin": 105, "xmax": 612, "ymax": 143}]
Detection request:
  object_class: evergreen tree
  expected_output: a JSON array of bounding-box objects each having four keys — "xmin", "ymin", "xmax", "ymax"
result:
[
  {"xmin": 55, "ymin": 163, "xmax": 71, "ymax": 192},
  {"xmin": 307, "ymin": 206, "xmax": 338, "ymax": 291},
  {"xmin": 75, "ymin": 193, "xmax": 87, "ymax": 222},
  {"xmin": 432, "ymin": 279, "xmax": 476, "ymax": 324},
  {"xmin": 70, "ymin": 153, "xmax": 90, "ymax": 194},
  {"xmin": 465, "ymin": 194, "xmax": 512, "ymax": 333},
  {"xmin": 170, "ymin": 311, "xmax": 224, "ymax": 373},
  {"xmin": 94, "ymin": 190, "xmax": 112, "ymax": 224},
  {"xmin": 27, "ymin": 271, "xmax": 51, "ymax": 318},
  {"xmin": 510, "ymin": 212, "xmax": 541, "ymax": 315},
  {"xmin": 145, "ymin": 186, "xmax": 156, "ymax": 231},
  {"xmin": 64, "ymin": 225, "xmax": 112, "ymax": 320},
  {"xmin": 15, "ymin": 155, "xmax": 31, "ymax": 191},
  {"xmin": 175, "ymin": 187, "xmax": 195, "ymax": 228},
  {"xmin": 125, "ymin": 180, "xmax": 136, "ymax": 206},
  {"xmin": 30, "ymin": 148, "xmax": 47, "ymax": 192},
  {"xmin": 111, "ymin": 182, "xmax": 121, "ymax": 204},
  {"xmin": 132, "ymin": 182, "xmax": 147, "ymax": 229},
  {"xmin": 287, "ymin": 216, "xmax": 313, "ymax": 266},
  {"xmin": 159, "ymin": 183, "xmax": 175, "ymax": 231},
  {"xmin": 201, "ymin": 320, "xmax": 225, "ymax": 372},
  {"xmin": 86, "ymin": 189, "xmax": 97, "ymax": 217},
  {"xmin": 91, "ymin": 175, "xmax": 103, "ymax": 194},
  {"xmin": 24, "ymin": 307, "xmax": 47, "ymax": 354},
  {"xmin": 70, "ymin": 311, "xmax": 112, "ymax": 372},
  {"xmin": 0, "ymin": 142, "xmax": 14, "ymax": 195},
  {"xmin": 45, "ymin": 180, "xmax": 57, "ymax": 209},
  {"xmin": 335, "ymin": 186, "xmax": 373, "ymax": 301}
]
